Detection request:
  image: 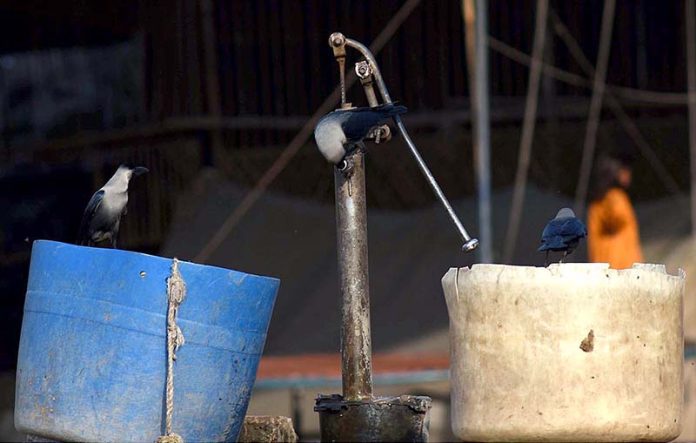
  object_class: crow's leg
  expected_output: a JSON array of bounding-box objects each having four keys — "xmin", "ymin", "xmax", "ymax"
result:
[
  {"xmin": 110, "ymin": 221, "xmax": 121, "ymax": 249},
  {"xmin": 560, "ymin": 250, "xmax": 568, "ymax": 264},
  {"xmin": 544, "ymin": 250, "xmax": 549, "ymax": 267},
  {"xmin": 104, "ymin": 230, "xmax": 117, "ymax": 249}
]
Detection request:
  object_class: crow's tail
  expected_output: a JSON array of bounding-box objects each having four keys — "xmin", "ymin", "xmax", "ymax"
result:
[{"xmin": 375, "ymin": 102, "xmax": 408, "ymax": 116}]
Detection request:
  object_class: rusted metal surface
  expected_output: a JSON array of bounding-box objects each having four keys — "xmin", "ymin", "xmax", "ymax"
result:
[
  {"xmin": 321, "ymin": 33, "xmax": 442, "ymax": 439},
  {"xmin": 330, "ymin": 33, "xmax": 377, "ymax": 403},
  {"xmin": 329, "ymin": 33, "xmax": 348, "ymax": 107},
  {"xmin": 334, "ymin": 152, "xmax": 373, "ymax": 401},
  {"xmin": 356, "ymin": 61, "xmax": 392, "ymax": 144},
  {"xmin": 322, "ymin": 33, "xmax": 441, "ymax": 439},
  {"xmin": 355, "ymin": 61, "xmax": 380, "ymax": 106},
  {"xmin": 315, "ymin": 394, "xmax": 432, "ymax": 442}
]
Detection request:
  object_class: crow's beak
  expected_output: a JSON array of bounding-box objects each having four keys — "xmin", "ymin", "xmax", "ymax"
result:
[{"xmin": 132, "ymin": 166, "xmax": 149, "ymax": 176}]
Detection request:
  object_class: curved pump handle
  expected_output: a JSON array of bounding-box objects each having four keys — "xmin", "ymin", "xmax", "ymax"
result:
[{"xmin": 328, "ymin": 32, "xmax": 479, "ymax": 253}]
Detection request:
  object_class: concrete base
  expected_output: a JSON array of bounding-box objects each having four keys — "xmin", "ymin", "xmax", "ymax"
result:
[{"xmin": 443, "ymin": 263, "xmax": 684, "ymax": 442}]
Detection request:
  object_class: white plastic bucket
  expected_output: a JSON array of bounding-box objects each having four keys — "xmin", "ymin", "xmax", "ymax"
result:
[{"xmin": 442, "ymin": 263, "xmax": 684, "ymax": 442}]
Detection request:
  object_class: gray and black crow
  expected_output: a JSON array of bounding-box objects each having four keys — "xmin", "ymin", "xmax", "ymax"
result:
[
  {"xmin": 538, "ymin": 207, "xmax": 587, "ymax": 265},
  {"xmin": 78, "ymin": 165, "xmax": 148, "ymax": 248},
  {"xmin": 314, "ymin": 103, "xmax": 407, "ymax": 164}
]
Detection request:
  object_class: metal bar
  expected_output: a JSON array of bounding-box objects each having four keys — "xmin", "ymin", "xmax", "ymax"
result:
[
  {"xmin": 255, "ymin": 369, "xmax": 450, "ymax": 391},
  {"xmin": 199, "ymin": 0, "xmax": 225, "ymax": 168},
  {"xmin": 339, "ymin": 56, "xmax": 347, "ymax": 106},
  {"xmin": 463, "ymin": 0, "xmax": 488, "ymax": 258},
  {"xmin": 329, "ymin": 56, "xmax": 383, "ymax": 402},
  {"xmin": 502, "ymin": 0, "xmax": 548, "ymax": 264},
  {"xmin": 256, "ymin": 343, "xmax": 696, "ymax": 391},
  {"xmin": 334, "ymin": 152, "xmax": 373, "ymax": 401},
  {"xmin": 340, "ymin": 33, "xmax": 478, "ymax": 251},
  {"xmin": 487, "ymin": 36, "xmax": 689, "ymax": 106},
  {"xmin": 634, "ymin": 3, "xmax": 648, "ymax": 90},
  {"xmin": 322, "ymin": 58, "xmax": 435, "ymax": 431},
  {"xmin": 394, "ymin": 116, "xmax": 478, "ymax": 251},
  {"xmin": 345, "ymin": 38, "xmax": 392, "ymax": 103},
  {"xmin": 574, "ymin": 0, "xmax": 616, "ymax": 216},
  {"xmin": 473, "ymin": 0, "xmax": 493, "ymax": 262},
  {"xmin": 355, "ymin": 62, "xmax": 380, "ymax": 107},
  {"xmin": 7, "ymin": 98, "xmax": 679, "ymax": 162},
  {"xmin": 687, "ymin": 0, "xmax": 696, "ymax": 237}
]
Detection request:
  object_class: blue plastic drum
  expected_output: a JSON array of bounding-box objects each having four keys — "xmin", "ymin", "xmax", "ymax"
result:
[{"xmin": 15, "ymin": 240, "xmax": 279, "ymax": 442}]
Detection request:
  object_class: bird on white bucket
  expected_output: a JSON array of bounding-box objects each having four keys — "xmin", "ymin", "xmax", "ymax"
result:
[
  {"xmin": 538, "ymin": 207, "xmax": 587, "ymax": 265},
  {"xmin": 314, "ymin": 103, "xmax": 407, "ymax": 165},
  {"xmin": 78, "ymin": 165, "xmax": 148, "ymax": 248}
]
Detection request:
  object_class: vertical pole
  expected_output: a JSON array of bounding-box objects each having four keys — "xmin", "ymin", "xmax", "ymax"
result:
[
  {"xmin": 200, "ymin": 0, "xmax": 225, "ymax": 168},
  {"xmin": 635, "ymin": 2, "xmax": 648, "ymax": 91},
  {"xmin": 317, "ymin": 34, "xmax": 433, "ymax": 441},
  {"xmin": 475, "ymin": 0, "xmax": 493, "ymax": 263},
  {"xmin": 687, "ymin": 0, "xmax": 696, "ymax": 238},
  {"xmin": 463, "ymin": 0, "xmax": 493, "ymax": 263},
  {"xmin": 502, "ymin": 0, "xmax": 549, "ymax": 263},
  {"xmin": 574, "ymin": 0, "xmax": 616, "ymax": 216},
  {"xmin": 329, "ymin": 36, "xmax": 373, "ymax": 401},
  {"xmin": 335, "ymin": 154, "xmax": 373, "ymax": 401},
  {"xmin": 542, "ymin": 25, "xmax": 561, "ymax": 189}
]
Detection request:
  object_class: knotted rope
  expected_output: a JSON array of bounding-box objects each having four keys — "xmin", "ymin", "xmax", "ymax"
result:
[{"xmin": 156, "ymin": 259, "xmax": 187, "ymax": 443}]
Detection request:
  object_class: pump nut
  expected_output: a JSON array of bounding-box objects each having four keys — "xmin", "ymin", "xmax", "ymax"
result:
[
  {"xmin": 337, "ymin": 157, "xmax": 355, "ymax": 178},
  {"xmin": 366, "ymin": 125, "xmax": 391, "ymax": 144},
  {"xmin": 355, "ymin": 60, "xmax": 372, "ymax": 79},
  {"xmin": 329, "ymin": 32, "xmax": 346, "ymax": 48}
]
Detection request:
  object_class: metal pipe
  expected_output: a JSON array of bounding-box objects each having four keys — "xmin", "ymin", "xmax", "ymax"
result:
[
  {"xmin": 334, "ymin": 153, "xmax": 373, "ymax": 401},
  {"xmin": 335, "ymin": 33, "xmax": 478, "ymax": 252},
  {"xmin": 686, "ymin": 0, "xmax": 696, "ymax": 238},
  {"xmin": 502, "ymin": 0, "xmax": 548, "ymax": 264},
  {"xmin": 394, "ymin": 116, "xmax": 478, "ymax": 251},
  {"xmin": 355, "ymin": 61, "xmax": 380, "ymax": 107},
  {"xmin": 319, "ymin": 31, "xmax": 433, "ymax": 441},
  {"xmin": 573, "ymin": 0, "xmax": 616, "ymax": 216},
  {"xmin": 329, "ymin": 34, "xmax": 374, "ymax": 401},
  {"xmin": 356, "ymin": 61, "xmax": 392, "ymax": 143},
  {"xmin": 344, "ymin": 37, "xmax": 392, "ymax": 104},
  {"xmin": 472, "ymin": 0, "xmax": 493, "ymax": 261}
]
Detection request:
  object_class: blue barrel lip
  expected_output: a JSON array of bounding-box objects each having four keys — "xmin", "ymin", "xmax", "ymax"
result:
[{"xmin": 32, "ymin": 239, "xmax": 280, "ymax": 284}]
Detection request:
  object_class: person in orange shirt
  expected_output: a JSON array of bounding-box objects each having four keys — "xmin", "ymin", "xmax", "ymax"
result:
[{"xmin": 587, "ymin": 154, "xmax": 644, "ymax": 269}]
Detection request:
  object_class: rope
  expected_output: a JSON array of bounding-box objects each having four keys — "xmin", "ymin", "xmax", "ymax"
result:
[{"xmin": 156, "ymin": 258, "xmax": 187, "ymax": 443}]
